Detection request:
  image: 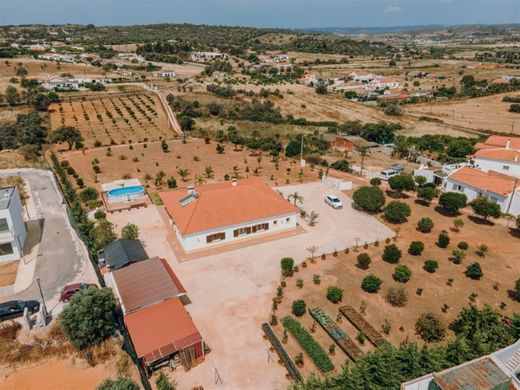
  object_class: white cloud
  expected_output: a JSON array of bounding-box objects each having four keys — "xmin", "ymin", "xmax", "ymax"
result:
[{"xmin": 384, "ymin": 5, "xmax": 401, "ymax": 13}]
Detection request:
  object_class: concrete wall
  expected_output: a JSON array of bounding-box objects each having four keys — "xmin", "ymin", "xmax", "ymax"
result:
[
  {"xmin": 175, "ymin": 212, "xmax": 298, "ymax": 252},
  {"xmin": 474, "ymin": 157, "xmax": 520, "ymax": 177},
  {"xmin": 0, "ymin": 187, "xmax": 26, "ymax": 262}
]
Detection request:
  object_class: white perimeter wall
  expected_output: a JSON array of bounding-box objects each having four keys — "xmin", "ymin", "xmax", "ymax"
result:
[{"xmin": 175, "ymin": 212, "xmax": 298, "ymax": 252}]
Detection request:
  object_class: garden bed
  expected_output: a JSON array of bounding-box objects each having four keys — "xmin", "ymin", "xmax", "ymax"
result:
[
  {"xmin": 309, "ymin": 307, "xmax": 364, "ymax": 361},
  {"xmin": 262, "ymin": 323, "xmax": 302, "ymax": 382},
  {"xmin": 339, "ymin": 305, "xmax": 386, "ymax": 347}
]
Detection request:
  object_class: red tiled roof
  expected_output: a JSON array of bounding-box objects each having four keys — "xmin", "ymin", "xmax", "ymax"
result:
[
  {"xmin": 378, "ymin": 77, "xmax": 397, "ymax": 83},
  {"xmin": 475, "ymin": 136, "xmax": 520, "ymax": 151},
  {"xmin": 474, "ymin": 148, "xmax": 520, "ymax": 163},
  {"xmin": 160, "ymin": 178, "xmax": 298, "ymax": 234},
  {"xmin": 448, "ymin": 167, "xmax": 517, "ymax": 196},
  {"xmin": 112, "ymin": 257, "xmax": 186, "ymax": 313},
  {"xmin": 125, "ymin": 297, "xmax": 202, "ymax": 362}
]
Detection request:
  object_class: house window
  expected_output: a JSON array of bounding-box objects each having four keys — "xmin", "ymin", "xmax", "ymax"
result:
[
  {"xmin": 273, "ymin": 220, "xmax": 278, "ymax": 226},
  {"xmin": 252, "ymin": 223, "xmax": 269, "ymax": 233},
  {"xmin": 286, "ymin": 217, "xmax": 291, "ymax": 222},
  {"xmin": 233, "ymin": 227, "xmax": 252, "ymax": 237},
  {"xmin": 503, "ymin": 165, "xmax": 510, "ymax": 171},
  {"xmin": 454, "ymin": 185, "xmax": 464, "ymax": 192},
  {"xmin": 206, "ymin": 232, "xmax": 225, "ymax": 243},
  {"xmin": 0, "ymin": 242, "xmax": 13, "ymax": 256},
  {"xmin": 0, "ymin": 218, "xmax": 8, "ymax": 233}
]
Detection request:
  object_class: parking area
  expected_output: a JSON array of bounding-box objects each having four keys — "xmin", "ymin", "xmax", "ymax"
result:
[{"xmin": 107, "ymin": 181, "xmax": 394, "ymax": 389}]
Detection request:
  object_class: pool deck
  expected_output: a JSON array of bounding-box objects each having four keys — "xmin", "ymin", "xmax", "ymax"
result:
[{"xmin": 101, "ymin": 191, "xmax": 150, "ymax": 213}]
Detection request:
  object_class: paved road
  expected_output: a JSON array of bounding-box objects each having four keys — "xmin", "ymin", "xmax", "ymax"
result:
[{"xmin": 0, "ymin": 169, "xmax": 94, "ymax": 312}]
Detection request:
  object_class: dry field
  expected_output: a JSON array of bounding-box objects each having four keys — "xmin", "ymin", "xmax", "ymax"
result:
[
  {"xmin": 0, "ymin": 261, "xmax": 18, "ymax": 287},
  {"xmin": 0, "ymin": 150, "xmax": 40, "ymax": 170},
  {"xmin": 408, "ymin": 92, "xmax": 520, "ymax": 134},
  {"xmin": 56, "ymin": 137, "xmax": 322, "ymax": 191},
  {"xmin": 49, "ymin": 93, "xmax": 172, "ymax": 146},
  {"xmin": 273, "ymin": 192, "xmax": 520, "ymax": 376}
]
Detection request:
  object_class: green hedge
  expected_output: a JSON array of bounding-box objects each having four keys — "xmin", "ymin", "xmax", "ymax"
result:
[{"xmin": 282, "ymin": 316, "xmax": 334, "ymax": 373}]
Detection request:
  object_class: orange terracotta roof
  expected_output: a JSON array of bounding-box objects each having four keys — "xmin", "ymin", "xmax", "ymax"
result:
[
  {"xmin": 160, "ymin": 178, "xmax": 298, "ymax": 234},
  {"xmin": 353, "ymin": 71, "xmax": 369, "ymax": 76},
  {"xmin": 492, "ymin": 79, "xmax": 508, "ymax": 84},
  {"xmin": 448, "ymin": 167, "xmax": 517, "ymax": 196},
  {"xmin": 474, "ymin": 148, "xmax": 520, "ymax": 163},
  {"xmin": 125, "ymin": 297, "xmax": 202, "ymax": 362},
  {"xmin": 378, "ymin": 77, "xmax": 397, "ymax": 83},
  {"xmin": 475, "ymin": 136, "xmax": 520, "ymax": 151}
]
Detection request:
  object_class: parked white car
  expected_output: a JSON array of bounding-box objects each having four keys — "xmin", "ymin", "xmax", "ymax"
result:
[
  {"xmin": 380, "ymin": 169, "xmax": 399, "ymax": 181},
  {"xmin": 325, "ymin": 194, "xmax": 343, "ymax": 209}
]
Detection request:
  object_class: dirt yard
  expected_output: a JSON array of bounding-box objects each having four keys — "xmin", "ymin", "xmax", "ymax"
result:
[
  {"xmin": 56, "ymin": 137, "xmax": 322, "ymax": 192},
  {"xmin": 49, "ymin": 93, "xmax": 172, "ymax": 147},
  {"xmin": 272, "ymin": 191, "xmax": 520, "ymax": 376},
  {"xmin": 0, "ymin": 261, "xmax": 19, "ymax": 287},
  {"xmin": 408, "ymin": 92, "xmax": 520, "ymax": 134}
]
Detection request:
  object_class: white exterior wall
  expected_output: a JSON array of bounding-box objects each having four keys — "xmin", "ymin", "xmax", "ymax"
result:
[
  {"xmin": 0, "ymin": 188, "xmax": 26, "ymax": 262},
  {"xmin": 474, "ymin": 157, "xmax": 520, "ymax": 178},
  {"xmin": 175, "ymin": 212, "xmax": 298, "ymax": 252},
  {"xmin": 444, "ymin": 177, "xmax": 520, "ymax": 215}
]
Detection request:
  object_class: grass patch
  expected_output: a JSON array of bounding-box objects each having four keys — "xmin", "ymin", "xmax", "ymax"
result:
[{"xmin": 150, "ymin": 192, "xmax": 164, "ymax": 206}]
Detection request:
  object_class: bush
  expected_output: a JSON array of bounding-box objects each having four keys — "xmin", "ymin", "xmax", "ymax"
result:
[
  {"xmin": 357, "ymin": 253, "xmax": 371, "ymax": 269},
  {"xmin": 388, "ymin": 174, "xmax": 415, "ymax": 194},
  {"xmin": 80, "ymin": 187, "xmax": 99, "ymax": 202},
  {"xmin": 458, "ymin": 241, "xmax": 469, "ymax": 250},
  {"xmin": 97, "ymin": 378, "xmax": 140, "ymax": 390},
  {"xmin": 167, "ymin": 177, "xmax": 177, "ymax": 188},
  {"xmin": 353, "ymin": 186, "xmax": 386, "ymax": 213},
  {"xmin": 423, "ymin": 259, "xmax": 439, "ymax": 273},
  {"xmin": 370, "ymin": 177, "xmax": 381, "ymax": 186},
  {"xmin": 156, "ymin": 372, "xmax": 176, "ymax": 390},
  {"xmin": 121, "ymin": 223, "xmax": 139, "ymax": 240},
  {"xmin": 327, "ymin": 286, "xmax": 344, "ymax": 303},
  {"xmin": 415, "ymin": 312, "xmax": 446, "ymax": 342},
  {"xmin": 361, "ymin": 275, "xmax": 383, "ymax": 293},
  {"xmin": 292, "ymin": 299, "xmax": 307, "ymax": 316},
  {"xmin": 385, "ymin": 287, "xmax": 408, "ymax": 307},
  {"xmin": 470, "ymin": 197, "xmax": 502, "ymax": 220},
  {"xmin": 417, "ymin": 217, "xmax": 434, "ymax": 233},
  {"xmin": 393, "ymin": 265, "xmax": 412, "ymax": 283},
  {"xmin": 281, "ymin": 257, "xmax": 294, "ymax": 276},
  {"xmin": 417, "ymin": 186, "xmax": 436, "ymax": 202},
  {"xmin": 94, "ymin": 210, "xmax": 106, "ymax": 220},
  {"xmin": 439, "ymin": 192, "xmax": 467, "ymax": 213},
  {"xmin": 438, "ymin": 230, "xmax": 450, "ymax": 248},
  {"xmin": 59, "ymin": 288, "xmax": 117, "ymax": 349},
  {"xmin": 408, "ymin": 241, "xmax": 424, "ymax": 256},
  {"xmin": 384, "ymin": 201, "xmax": 411, "ymax": 224},
  {"xmin": 465, "ymin": 262, "xmax": 483, "ymax": 280},
  {"xmin": 282, "ymin": 317, "xmax": 334, "ymax": 373},
  {"xmin": 383, "ymin": 244, "xmax": 402, "ymax": 263}
]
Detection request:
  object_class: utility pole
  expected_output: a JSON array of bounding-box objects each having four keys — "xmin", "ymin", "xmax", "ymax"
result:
[
  {"xmin": 505, "ymin": 176, "xmax": 519, "ymax": 219},
  {"xmin": 36, "ymin": 278, "xmax": 48, "ymax": 326},
  {"xmin": 300, "ymin": 133, "xmax": 305, "ymax": 168}
]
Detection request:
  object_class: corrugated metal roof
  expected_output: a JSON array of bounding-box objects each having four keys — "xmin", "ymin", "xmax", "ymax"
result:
[
  {"xmin": 112, "ymin": 257, "xmax": 186, "ymax": 313},
  {"xmin": 98, "ymin": 239, "xmax": 149, "ymax": 270},
  {"xmin": 433, "ymin": 357, "xmax": 511, "ymax": 390},
  {"xmin": 124, "ymin": 297, "xmax": 202, "ymax": 362}
]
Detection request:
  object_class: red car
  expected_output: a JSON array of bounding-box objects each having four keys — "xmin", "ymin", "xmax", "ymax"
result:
[{"xmin": 60, "ymin": 283, "xmax": 97, "ymax": 302}]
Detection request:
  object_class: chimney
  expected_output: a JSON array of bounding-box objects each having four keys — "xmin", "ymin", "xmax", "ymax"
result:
[
  {"xmin": 232, "ymin": 179, "xmax": 237, "ymax": 187},
  {"xmin": 506, "ymin": 139, "xmax": 511, "ymax": 150},
  {"xmin": 187, "ymin": 186, "xmax": 195, "ymax": 195}
]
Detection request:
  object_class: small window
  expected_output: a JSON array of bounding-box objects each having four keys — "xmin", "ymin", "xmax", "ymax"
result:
[
  {"xmin": 273, "ymin": 220, "xmax": 278, "ymax": 225},
  {"xmin": 0, "ymin": 218, "xmax": 8, "ymax": 233},
  {"xmin": 206, "ymin": 232, "xmax": 225, "ymax": 243},
  {"xmin": 286, "ymin": 217, "xmax": 291, "ymax": 222},
  {"xmin": 503, "ymin": 165, "xmax": 510, "ymax": 170},
  {"xmin": 233, "ymin": 227, "xmax": 251, "ymax": 237},
  {"xmin": 0, "ymin": 242, "xmax": 13, "ymax": 256}
]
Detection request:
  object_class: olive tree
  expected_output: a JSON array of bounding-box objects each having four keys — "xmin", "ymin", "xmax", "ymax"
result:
[{"xmin": 353, "ymin": 186, "xmax": 386, "ymax": 213}]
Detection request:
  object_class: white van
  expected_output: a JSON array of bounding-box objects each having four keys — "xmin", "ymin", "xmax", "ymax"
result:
[{"xmin": 379, "ymin": 169, "xmax": 399, "ymax": 181}]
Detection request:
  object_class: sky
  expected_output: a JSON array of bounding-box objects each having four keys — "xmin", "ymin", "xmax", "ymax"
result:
[{"xmin": 0, "ymin": 0, "xmax": 519, "ymax": 28}]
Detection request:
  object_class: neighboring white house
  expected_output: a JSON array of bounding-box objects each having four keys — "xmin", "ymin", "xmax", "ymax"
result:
[
  {"xmin": 348, "ymin": 71, "xmax": 378, "ymax": 82},
  {"xmin": 414, "ymin": 162, "xmax": 468, "ymax": 186},
  {"xmin": 160, "ymin": 178, "xmax": 299, "ymax": 252},
  {"xmin": 471, "ymin": 136, "xmax": 520, "ymax": 178},
  {"xmin": 190, "ymin": 51, "xmax": 228, "ymax": 62},
  {"xmin": 152, "ymin": 71, "xmax": 176, "ymax": 78},
  {"xmin": 444, "ymin": 166, "xmax": 520, "ymax": 216},
  {"xmin": 0, "ymin": 186, "xmax": 27, "ymax": 263},
  {"xmin": 368, "ymin": 76, "xmax": 400, "ymax": 91},
  {"xmin": 38, "ymin": 52, "xmax": 74, "ymax": 63}
]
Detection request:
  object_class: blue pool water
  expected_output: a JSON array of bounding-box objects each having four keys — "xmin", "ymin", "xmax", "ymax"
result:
[{"xmin": 107, "ymin": 185, "xmax": 145, "ymax": 197}]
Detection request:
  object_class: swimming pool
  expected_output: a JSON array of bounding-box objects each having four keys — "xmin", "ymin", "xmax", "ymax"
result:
[{"xmin": 106, "ymin": 185, "xmax": 145, "ymax": 203}]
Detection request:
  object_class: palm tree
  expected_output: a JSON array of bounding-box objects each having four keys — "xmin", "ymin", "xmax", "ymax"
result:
[
  {"xmin": 288, "ymin": 191, "xmax": 304, "ymax": 206},
  {"xmin": 177, "ymin": 168, "xmax": 190, "ymax": 182},
  {"xmin": 195, "ymin": 175, "xmax": 206, "ymax": 185},
  {"xmin": 307, "ymin": 211, "xmax": 319, "ymax": 226},
  {"xmin": 358, "ymin": 147, "xmax": 368, "ymax": 175},
  {"xmin": 204, "ymin": 165, "xmax": 214, "ymax": 179},
  {"xmin": 306, "ymin": 245, "xmax": 318, "ymax": 262},
  {"xmin": 232, "ymin": 165, "xmax": 241, "ymax": 180}
]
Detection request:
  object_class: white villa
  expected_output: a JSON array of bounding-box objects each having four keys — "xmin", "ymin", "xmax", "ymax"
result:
[
  {"xmin": 0, "ymin": 186, "xmax": 27, "ymax": 263},
  {"xmin": 190, "ymin": 51, "xmax": 228, "ymax": 62},
  {"xmin": 368, "ymin": 76, "xmax": 400, "ymax": 91},
  {"xmin": 160, "ymin": 178, "xmax": 299, "ymax": 252},
  {"xmin": 152, "ymin": 71, "xmax": 176, "ymax": 78},
  {"xmin": 473, "ymin": 136, "xmax": 520, "ymax": 177},
  {"xmin": 348, "ymin": 71, "xmax": 378, "ymax": 82}
]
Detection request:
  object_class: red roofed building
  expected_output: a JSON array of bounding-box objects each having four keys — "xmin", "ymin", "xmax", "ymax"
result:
[
  {"xmin": 472, "ymin": 136, "xmax": 520, "ymax": 177},
  {"xmin": 445, "ymin": 167, "xmax": 520, "ymax": 216},
  {"xmin": 160, "ymin": 178, "xmax": 299, "ymax": 252},
  {"xmin": 125, "ymin": 297, "xmax": 204, "ymax": 371}
]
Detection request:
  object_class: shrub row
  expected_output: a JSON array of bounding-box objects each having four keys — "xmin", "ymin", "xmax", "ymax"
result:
[{"xmin": 282, "ymin": 316, "xmax": 334, "ymax": 373}]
